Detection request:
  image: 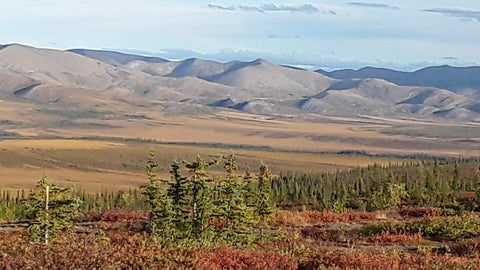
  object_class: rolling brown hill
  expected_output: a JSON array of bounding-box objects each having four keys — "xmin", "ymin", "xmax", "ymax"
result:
[
  {"xmin": 2, "ymin": 44, "xmax": 480, "ymax": 160},
  {"xmin": 1, "ymin": 43, "xmax": 479, "ymax": 124},
  {"xmin": 300, "ymin": 78, "xmax": 473, "ymax": 119},
  {"xmin": 317, "ymin": 65, "xmax": 480, "ymax": 93}
]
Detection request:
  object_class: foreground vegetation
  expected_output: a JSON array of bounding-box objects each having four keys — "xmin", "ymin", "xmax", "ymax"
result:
[
  {"xmin": 1, "ymin": 152, "xmax": 480, "ymax": 269},
  {"xmin": 0, "ymin": 229, "xmax": 479, "ymax": 269}
]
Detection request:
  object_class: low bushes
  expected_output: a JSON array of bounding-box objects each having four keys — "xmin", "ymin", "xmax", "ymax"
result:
[
  {"xmin": 1, "ymin": 230, "xmax": 479, "ymax": 269},
  {"xmin": 361, "ymin": 214, "xmax": 480, "ymax": 241},
  {"xmin": 409, "ymin": 215, "xmax": 480, "ymax": 241},
  {"xmin": 274, "ymin": 210, "xmax": 377, "ymax": 226},
  {"xmin": 299, "ymin": 249, "xmax": 480, "ymax": 270},
  {"xmin": 398, "ymin": 206, "xmax": 441, "ymax": 218}
]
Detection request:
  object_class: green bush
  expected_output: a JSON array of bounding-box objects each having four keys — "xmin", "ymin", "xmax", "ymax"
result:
[
  {"xmin": 0, "ymin": 202, "xmax": 25, "ymax": 221},
  {"xmin": 408, "ymin": 215, "xmax": 480, "ymax": 241}
]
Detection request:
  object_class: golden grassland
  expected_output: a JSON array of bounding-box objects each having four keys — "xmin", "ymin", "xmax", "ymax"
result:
[
  {"xmin": 20, "ymin": 109, "xmax": 480, "ymax": 157},
  {"xmin": 0, "ymin": 138, "xmax": 401, "ymax": 193},
  {"xmin": 2, "ymin": 108, "xmax": 480, "ymax": 193},
  {"xmin": 0, "ymin": 139, "xmax": 123, "ymax": 149}
]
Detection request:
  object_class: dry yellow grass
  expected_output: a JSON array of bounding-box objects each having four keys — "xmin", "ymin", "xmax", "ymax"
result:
[
  {"xmin": 2, "ymin": 104, "xmax": 479, "ymax": 193},
  {"xmin": 25, "ymin": 109, "xmax": 478, "ymax": 157},
  {"xmin": 4, "ymin": 98, "xmax": 479, "ymax": 157},
  {"xmin": 0, "ymin": 167, "xmax": 144, "ymax": 193},
  {"xmin": 0, "ymin": 139, "xmax": 123, "ymax": 150},
  {"xmin": 0, "ymin": 139, "xmax": 400, "ymax": 193}
]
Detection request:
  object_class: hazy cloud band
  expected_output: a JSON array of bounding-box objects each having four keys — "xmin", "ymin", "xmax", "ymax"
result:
[
  {"xmin": 207, "ymin": 3, "xmax": 319, "ymax": 14},
  {"xmin": 347, "ymin": 2, "xmax": 398, "ymax": 10},
  {"xmin": 423, "ymin": 8, "xmax": 480, "ymax": 22}
]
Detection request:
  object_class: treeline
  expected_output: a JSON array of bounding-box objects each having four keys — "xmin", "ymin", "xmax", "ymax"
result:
[
  {"xmin": 0, "ymin": 187, "xmax": 147, "ymax": 220},
  {"xmin": 271, "ymin": 159, "xmax": 480, "ymax": 212},
  {"xmin": 3, "ymin": 157, "xmax": 480, "ymax": 223}
]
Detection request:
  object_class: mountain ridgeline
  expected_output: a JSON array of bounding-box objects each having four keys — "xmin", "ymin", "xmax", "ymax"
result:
[
  {"xmin": 1, "ymin": 43, "xmax": 480, "ymax": 121},
  {"xmin": 316, "ymin": 66, "xmax": 480, "ymax": 93}
]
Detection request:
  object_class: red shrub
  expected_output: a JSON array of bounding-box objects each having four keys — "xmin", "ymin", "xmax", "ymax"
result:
[
  {"xmin": 274, "ymin": 210, "xmax": 377, "ymax": 226},
  {"xmin": 300, "ymin": 249, "xmax": 480, "ymax": 270},
  {"xmin": 197, "ymin": 246, "xmax": 297, "ymax": 270},
  {"xmin": 448, "ymin": 240, "xmax": 480, "ymax": 257},
  {"xmin": 368, "ymin": 231, "xmax": 422, "ymax": 244},
  {"xmin": 399, "ymin": 207, "xmax": 441, "ymax": 218},
  {"xmin": 300, "ymin": 226, "xmax": 346, "ymax": 242},
  {"xmin": 75, "ymin": 209, "xmax": 147, "ymax": 222},
  {"xmin": 100, "ymin": 209, "xmax": 146, "ymax": 222}
]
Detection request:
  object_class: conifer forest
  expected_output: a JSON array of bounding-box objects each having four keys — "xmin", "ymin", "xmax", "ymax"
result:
[{"xmin": 1, "ymin": 150, "xmax": 480, "ymax": 269}]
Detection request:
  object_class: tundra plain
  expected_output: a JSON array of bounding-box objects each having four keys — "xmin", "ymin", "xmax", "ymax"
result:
[
  {"xmin": 1, "ymin": 44, "xmax": 480, "ymax": 192},
  {"xmin": 1, "ymin": 109, "xmax": 479, "ymax": 192}
]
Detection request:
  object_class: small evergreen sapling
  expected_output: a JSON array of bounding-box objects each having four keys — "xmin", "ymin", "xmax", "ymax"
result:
[{"xmin": 23, "ymin": 176, "xmax": 81, "ymax": 243}]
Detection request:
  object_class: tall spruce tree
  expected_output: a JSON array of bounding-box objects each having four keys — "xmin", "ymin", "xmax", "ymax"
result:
[
  {"xmin": 182, "ymin": 156, "xmax": 219, "ymax": 245},
  {"xmin": 213, "ymin": 154, "xmax": 255, "ymax": 245},
  {"xmin": 255, "ymin": 163, "xmax": 275, "ymax": 240},
  {"xmin": 452, "ymin": 161, "xmax": 460, "ymax": 191},
  {"xmin": 142, "ymin": 151, "xmax": 179, "ymax": 245}
]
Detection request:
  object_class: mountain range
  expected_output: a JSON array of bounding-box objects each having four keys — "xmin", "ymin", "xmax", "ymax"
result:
[
  {"xmin": 1, "ymin": 43, "xmax": 480, "ymax": 123},
  {"xmin": 317, "ymin": 66, "xmax": 480, "ymax": 93}
]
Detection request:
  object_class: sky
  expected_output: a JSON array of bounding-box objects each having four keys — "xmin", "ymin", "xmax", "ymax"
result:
[{"xmin": 1, "ymin": 0, "xmax": 479, "ymax": 71}]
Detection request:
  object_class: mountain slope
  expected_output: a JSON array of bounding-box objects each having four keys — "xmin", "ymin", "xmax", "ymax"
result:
[
  {"xmin": 300, "ymin": 78, "xmax": 471, "ymax": 118},
  {"xmin": 204, "ymin": 59, "xmax": 335, "ymax": 99},
  {"xmin": 1, "ymin": 44, "xmax": 480, "ymax": 122},
  {"xmin": 167, "ymin": 58, "xmax": 229, "ymax": 79},
  {"xmin": 68, "ymin": 49, "xmax": 167, "ymax": 66},
  {"xmin": 0, "ymin": 69, "xmax": 39, "ymax": 98},
  {"xmin": 317, "ymin": 65, "xmax": 480, "ymax": 93},
  {"xmin": 0, "ymin": 44, "xmax": 118, "ymax": 90}
]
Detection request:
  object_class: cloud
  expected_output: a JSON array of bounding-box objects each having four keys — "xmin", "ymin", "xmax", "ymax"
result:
[
  {"xmin": 443, "ymin": 56, "xmax": 458, "ymax": 60},
  {"xmin": 423, "ymin": 8, "xmax": 480, "ymax": 22},
  {"xmin": 268, "ymin": 34, "xmax": 302, "ymax": 39},
  {"xmin": 114, "ymin": 46, "xmax": 478, "ymax": 72},
  {"xmin": 237, "ymin": 5, "xmax": 265, "ymax": 13},
  {"xmin": 347, "ymin": 2, "xmax": 398, "ymax": 10},
  {"xmin": 261, "ymin": 3, "xmax": 319, "ymax": 14},
  {"xmin": 207, "ymin": 3, "xmax": 322, "ymax": 14},
  {"xmin": 206, "ymin": 4, "xmax": 235, "ymax": 11}
]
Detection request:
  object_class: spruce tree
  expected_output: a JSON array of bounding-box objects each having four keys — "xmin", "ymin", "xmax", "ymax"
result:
[
  {"xmin": 142, "ymin": 151, "xmax": 178, "ymax": 245},
  {"xmin": 143, "ymin": 151, "xmax": 278, "ymax": 246},
  {"xmin": 23, "ymin": 176, "xmax": 81, "ymax": 243},
  {"xmin": 255, "ymin": 163, "xmax": 275, "ymax": 240},
  {"xmin": 452, "ymin": 161, "xmax": 460, "ymax": 191},
  {"xmin": 213, "ymin": 154, "xmax": 255, "ymax": 245}
]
